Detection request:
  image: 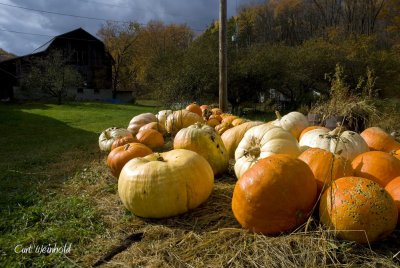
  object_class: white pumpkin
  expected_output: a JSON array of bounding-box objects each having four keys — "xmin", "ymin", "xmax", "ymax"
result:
[
  {"xmin": 234, "ymin": 124, "xmax": 301, "ymax": 179},
  {"xmin": 165, "ymin": 109, "xmax": 204, "ymax": 134},
  {"xmin": 127, "ymin": 113, "xmax": 157, "ymax": 135},
  {"xmin": 98, "ymin": 127, "xmax": 132, "ymax": 152},
  {"xmin": 156, "ymin": 110, "xmax": 173, "ymax": 132},
  {"xmin": 299, "ymin": 127, "xmax": 369, "ymax": 161},
  {"xmin": 271, "ymin": 111, "xmax": 309, "ymax": 140}
]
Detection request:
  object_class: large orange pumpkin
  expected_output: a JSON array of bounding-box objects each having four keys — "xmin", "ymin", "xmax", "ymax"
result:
[
  {"xmin": 136, "ymin": 129, "xmax": 164, "ymax": 150},
  {"xmin": 298, "ymin": 148, "xmax": 353, "ymax": 195},
  {"xmin": 111, "ymin": 135, "xmax": 138, "ymax": 151},
  {"xmin": 351, "ymin": 151, "xmax": 400, "ymax": 187},
  {"xmin": 107, "ymin": 143, "xmax": 153, "ymax": 178},
  {"xmin": 360, "ymin": 127, "xmax": 400, "ymax": 152},
  {"xmin": 319, "ymin": 176, "xmax": 398, "ymax": 244},
  {"xmin": 232, "ymin": 154, "xmax": 317, "ymax": 235},
  {"xmin": 385, "ymin": 176, "xmax": 400, "ymax": 226},
  {"xmin": 186, "ymin": 103, "xmax": 202, "ymax": 117}
]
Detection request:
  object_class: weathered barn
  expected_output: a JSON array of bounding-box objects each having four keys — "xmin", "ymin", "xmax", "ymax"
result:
[{"xmin": 0, "ymin": 28, "xmax": 131, "ymax": 102}]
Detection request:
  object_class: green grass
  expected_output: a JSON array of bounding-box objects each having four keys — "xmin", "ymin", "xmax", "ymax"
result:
[{"xmin": 0, "ymin": 102, "xmax": 156, "ymax": 267}]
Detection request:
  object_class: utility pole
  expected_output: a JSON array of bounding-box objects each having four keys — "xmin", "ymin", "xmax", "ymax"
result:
[{"xmin": 219, "ymin": 0, "xmax": 228, "ymax": 112}]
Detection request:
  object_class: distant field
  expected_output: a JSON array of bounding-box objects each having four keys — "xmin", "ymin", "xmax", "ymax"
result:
[{"xmin": 0, "ymin": 101, "xmax": 399, "ymax": 267}]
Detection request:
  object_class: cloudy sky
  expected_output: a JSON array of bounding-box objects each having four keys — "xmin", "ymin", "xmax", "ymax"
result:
[{"xmin": 0, "ymin": 0, "xmax": 260, "ymax": 56}]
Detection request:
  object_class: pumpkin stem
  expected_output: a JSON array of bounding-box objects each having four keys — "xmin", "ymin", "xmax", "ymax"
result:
[
  {"xmin": 156, "ymin": 153, "xmax": 164, "ymax": 162},
  {"xmin": 124, "ymin": 143, "xmax": 130, "ymax": 151},
  {"xmin": 245, "ymin": 146, "xmax": 261, "ymax": 158},
  {"xmin": 275, "ymin": 110, "xmax": 282, "ymax": 120}
]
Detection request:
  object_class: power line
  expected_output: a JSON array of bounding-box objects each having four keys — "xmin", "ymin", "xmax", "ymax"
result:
[
  {"xmin": 0, "ymin": 2, "xmax": 130, "ymax": 23},
  {"xmin": 0, "ymin": 28, "xmax": 53, "ymax": 37}
]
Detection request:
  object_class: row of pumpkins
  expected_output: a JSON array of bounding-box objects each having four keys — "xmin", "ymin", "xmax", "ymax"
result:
[{"xmin": 98, "ymin": 103, "xmax": 400, "ymax": 244}]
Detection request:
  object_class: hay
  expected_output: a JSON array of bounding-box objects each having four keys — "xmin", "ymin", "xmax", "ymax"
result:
[{"xmin": 67, "ymin": 160, "xmax": 400, "ymax": 267}]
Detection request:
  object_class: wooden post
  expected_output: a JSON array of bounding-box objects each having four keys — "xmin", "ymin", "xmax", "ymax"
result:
[{"xmin": 219, "ymin": 0, "xmax": 228, "ymax": 112}]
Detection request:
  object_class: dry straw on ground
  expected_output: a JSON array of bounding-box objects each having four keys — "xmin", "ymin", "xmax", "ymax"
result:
[{"xmin": 64, "ymin": 157, "xmax": 400, "ymax": 268}]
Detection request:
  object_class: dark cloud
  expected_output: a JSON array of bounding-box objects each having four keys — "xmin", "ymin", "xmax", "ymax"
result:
[{"xmin": 0, "ymin": 0, "xmax": 259, "ymax": 56}]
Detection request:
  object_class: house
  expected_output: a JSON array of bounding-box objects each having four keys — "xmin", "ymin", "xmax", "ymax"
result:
[{"xmin": 0, "ymin": 28, "xmax": 131, "ymax": 102}]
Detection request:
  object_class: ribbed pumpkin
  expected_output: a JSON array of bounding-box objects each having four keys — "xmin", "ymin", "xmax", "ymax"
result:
[
  {"xmin": 351, "ymin": 151, "xmax": 400, "ymax": 187},
  {"xmin": 299, "ymin": 127, "xmax": 369, "ymax": 161},
  {"xmin": 271, "ymin": 111, "xmax": 309, "ymax": 140},
  {"xmin": 221, "ymin": 115, "xmax": 239, "ymax": 124},
  {"xmin": 215, "ymin": 122, "xmax": 233, "ymax": 136},
  {"xmin": 107, "ymin": 143, "xmax": 152, "ymax": 178},
  {"xmin": 165, "ymin": 109, "xmax": 203, "ymax": 134},
  {"xmin": 118, "ymin": 149, "xmax": 214, "ymax": 218},
  {"xmin": 234, "ymin": 124, "xmax": 301, "ymax": 179},
  {"xmin": 173, "ymin": 123, "xmax": 228, "ymax": 175},
  {"xmin": 111, "ymin": 135, "xmax": 138, "ymax": 151},
  {"xmin": 206, "ymin": 118, "xmax": 220, "ymax": 128},
  {"xmin": 136, "ymin": 129, "xmax": 164, "ymax": 150},
  {"xmin": 319, "ymin": 176, "xmax": 398, "ymax": 244},
  {"xmin": 127, "ymin": 113, "xmax": 157, "ymax": 135},
  {"xmin": 231, "ymin": 118, "xmax": 247, "ymax": 127},
  {"xmin": 209, "ymin": 114, "xmax": 222, "ymax": 122},
  {"xmin": 298, "ymin": 148, "xmax": 353, "ymax": 194},
  {"xmin": 360, "ymin": 127, "xmax": 400, "ymax": 152},
  {"xmin": 99, "ymin": 127, "xmax": 132, "ymax": 152},
  {"xmin": 156, "ymin": 110, "xmax": 173, "ymax": 132},
  {"xmin": 138, "ymin": 122, "xmax": 165, "ymax": 135},
  {"xmin": 186, "ymin": 103, "xmax": 202, "ymax": 117},
  {"xmin": 221, "ymin": 121, "xmax": 263, "ymax": 159},
  {"xmin": 385, "ymin": 176, "xmax": 400, "ymax": 225},
  {"xmin": 299, "ymin": 126, "xmax": 329, "ymax": 141},
  {"xmin": 232, "ymin": 154, "xmax": 317, "ymax": 235}
]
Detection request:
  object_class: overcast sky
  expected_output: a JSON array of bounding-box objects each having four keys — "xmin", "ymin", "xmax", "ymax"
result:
[{"xmin": 0, "ymin": 0, "xmax": 261, "ymax": 56}]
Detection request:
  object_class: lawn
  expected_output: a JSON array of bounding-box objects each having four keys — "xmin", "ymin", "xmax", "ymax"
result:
[{"xmin": 0, "ymin": 101, "xmax": 399, "ymax": 267}]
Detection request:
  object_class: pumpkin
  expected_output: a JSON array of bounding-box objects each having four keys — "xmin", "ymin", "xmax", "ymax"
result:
[
  {"xmin": 173, "ymin": 123, "xmax": 229, "ymax": 175},
  {"xmin": 136, "ymin": 129, "xmax": 164, "ymax": 150},
  {"xmin": 200, "ymin": 104, "xmax": 209, "ymax": 111},
  {"xmin": 107, "ymin": 143, "xmax": 152, "ymax": 178},
  {"xmin": 209, "ymin": 114, "xmax": 222, "ymax": 122},
  {"xmin": 234, "ymin": 124, "xmax": 301, "ymax": 179},
  {"xmin": 99, "ymin": 127, "xmax": 132, "ymax": 152},
  {"xmin": 221, "ymin": 121, "xmax": 263, "ymax": 159},
  {"xmin": 319, "ymin": 176, "xmax": 398, "ymax": 244},
  {"xmin": 138, "ymin": 122, "xmax": 165, "ymax": 135},
  {"xmin": 156, "ymin": 110, "xmax": 173, "ymax": 132},
  {"xmin": 215, "ymin": 122, "xmax": 233, "ymax": 136},
  {"xmin": 360, "ymin": 127, "xmax": 400, "ymax": 152},
  {"xmin": 202, "ymin": 108, "xmax": 212, "ymax": 121},
  {"xmin": 393, "ymin": 149, "xmax": 400, "ymax": 161},
  {"xmin": 127, "ymin": 113, "xmax": 157, "ymax": 135},
  {"xmin": 271, "ymin": 111, "xmax": 309, "ymax": 140},
  {"xmin": 186, "ymin": 103, "xmax": 202, "ymax": 117},
  {"xmin": 299, "ymin": 126, "xmax": 329, "ymax": 141},
  {"xmin": 118, "ymin": 149, "xmax": 214, "ymax": 218},
  {"xmin": 211, "ymin": 108, "xmax": 222, "ymax": 115},
  {"xmin": 221, "ymin": 115, "xmax": 239, "ymax": 124},
  {"xmin": 385, "ymin": 176, "xmax": 400, "ymax": 225},
  {"xmin": 299, "ymin": 127, "xmax": 369, "ymax": 161},
  {"xmin": 207, "ymin": 118, "xmax": 220, "ymax": 128},
  {"xmin": 111, "ymin": 135, "xmax": 138, "ymax": 151},
  {"xmin": 231, "ymin": 118, "xmax": 247, "ymax": 127},
  {"xmin": 298, "ymin": 148, "xmax": 353, "ymax": 194},
  {"xmin": 232, "ymin": 154, "xmax": 317, "ymax": 235},
  {"xmin": 165, "ymin": 109, "xmax": 203, "ymax": 134},
  {"xmin": 351, "ymin": 151, "xmax": 400, "ymax": 187}
]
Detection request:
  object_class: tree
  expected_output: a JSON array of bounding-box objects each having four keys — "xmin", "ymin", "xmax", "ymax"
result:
[{"xmin": 22, "ymin": 50, "xmax": 83, "ymax": 104}]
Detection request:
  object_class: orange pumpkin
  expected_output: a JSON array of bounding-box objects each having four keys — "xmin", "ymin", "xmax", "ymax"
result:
[
  {"xmin": 298, "ymin": 148, "xmax": 353, "ymax": 195},
  {"xmin": 207, "ymin": 118, "xmax": 220, "ymax": 128},
  {"xmin": 107, "ymin": 143, "xmax": 153, "ymax": 178},
  {"xmin": 221, "ymin": 115, "xmax": 239, "ymax": 124},
  {"xmin": 232, "ymin": 154, "xmax": 317, "ymax": 235},
  {"xmin": 136, "ymin": 129, "xmax": 164, "ymax": 150},
  {"xmin": 360, "ymin": 127, "xmax": 400, "ymax": 152},
  {"xmin": 392, "ymin": 149, "xmax": 400, "ymax": 161},
  {"xmin": 209, "ymin": 114, "xmax": 222, "ymax": 122},
  {"xmin": 111, "ymin": 135, "xmax": 137, "ymax": 151},
  {"xmin": 231, "ymin": 118, "xmax": 247, "ymax": 127},
  {"xmin": 211, "ymin": 108, "xmax": 222, "ymax": 115},
  {"xmin": 186, "ymin": 103, "xmax": 202, "ymax": 117},
  {"xmin": 319, "ymin": 176, "xmax": 398, "ymax": 244},
  {"xmin": 351, "ymin": 151, "xmax": 400, "ymax": 187},
  {"xmin": 200, "ymin": 104, "xmax": 209, "ymax": 111},
  {"xmin": 299, "ymin": 126, "xmax": 329, "ymax": 141},
  {"xmin": 385, "ymin": 176, "xmax": 400, "ymax": 226},
  {"xmin": 138, "ymin": 122, "xmax": 165, "ymax": 135},
  {"xmin": 215, "ymin": 122, "xmax": 232, "ymax": 136}
]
